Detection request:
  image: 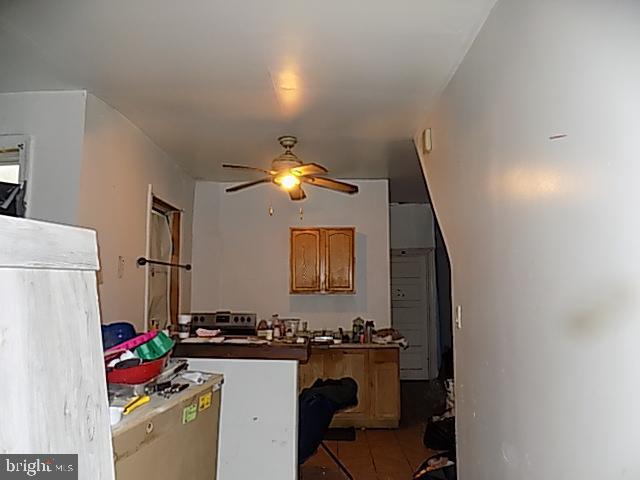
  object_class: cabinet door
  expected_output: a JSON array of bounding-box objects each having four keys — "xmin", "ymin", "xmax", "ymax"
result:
[
  {"xmin": 298, "ymin": 350, "xmax": 325, "ymax": 391},
  {"xmin": 370, "ymin": 349, "xmax": 400, "ymax": 427},
  {"xmin": 323, "ymin": 228, "xmax": 355, "ymax": 293},
  {"xmin": 325, "ymin": 349, "xmax": 369, "ymax": 422},
  {"xmin": 290, "ymin": 229, "xmax": 321, "ymax": 293}
]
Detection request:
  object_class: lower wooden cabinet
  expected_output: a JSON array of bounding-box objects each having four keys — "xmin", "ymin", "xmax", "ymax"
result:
[
  {"xmin": 299, "ymin": 346, "xmax": 400, "ymax": 428},
  {"xmin": 370, "ymin": 349, "xmax": 401, "ymax": 424},
  {"xmin": 112, "ymin": 376, "xmax": 222, "ymax": 480},
  {"xmin": 325, "ymin": 349, "xmax": 371, "ymax": 425}
]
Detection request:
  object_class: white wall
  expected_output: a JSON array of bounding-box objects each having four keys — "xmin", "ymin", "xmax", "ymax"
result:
[
  {"xmin": 389, "ymin": 203, "xmax": 435, "ymax": 249},
  {"xmin": 415, "ymin": 1, "xmax": 640, "ymax": 479},
  {"xmin": 0, "ymin": 90, "xmax": 86, "ymax": 224},
  {"xmin": 191, "ymin": 180, "xmax": 390, "ymax": 330},
  {"xmin": 78, "ymin": 94, "xmax": 195, "ymax": 330}
]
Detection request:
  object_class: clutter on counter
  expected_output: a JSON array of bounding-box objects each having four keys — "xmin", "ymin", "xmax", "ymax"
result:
[
  {"xmin": 174, "ymin": 313, "xmax": 408, "ymax": 348},
  {"xmin": 109, "ymin": 406, "xmax": 123, "ymax": 426},
  {"xmin": 122, "ymin": 395, "xmax": 150, "ymax": 416},
  {"xmin": 101, "ymin": 313, "xmax": 409, "ymax": 374},
  {"xmin": 102, "ymin": 322, "xmax": 202, "ymax": 427},
  {"xmin": 107, "ymin": 363, "xmax": 217, "ymax": 426},
  {"xmin": 195, "ymin": 327, "xmax": 221, "ymax": 337},
  {"xmin": 303, "ymin": 318, "xmax": 408, "ymax": 348}
]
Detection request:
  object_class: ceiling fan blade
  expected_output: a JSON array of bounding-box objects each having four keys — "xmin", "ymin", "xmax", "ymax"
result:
[
  {"xmin": 290, "ymin": 163, "xmax": 329, "ymax": 177},
  {"xmin": 302, "ymin": 176, "xmax": 359, "ymax": 194},
  {"xmin": 226, "ymin": 177, "xmax": 272, "ymax": 192},
  {"xmin": 223, "ymin": 164, "xmax": 272, "ymax": 175},
  {"xmin": 288, "ymin": 185, "xmax": 307, "ymax": 201}
]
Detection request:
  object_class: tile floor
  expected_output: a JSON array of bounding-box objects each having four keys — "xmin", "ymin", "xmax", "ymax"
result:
[{"xmin": 301, "ymin": 423, "xmax": 437, "ymax": 480}]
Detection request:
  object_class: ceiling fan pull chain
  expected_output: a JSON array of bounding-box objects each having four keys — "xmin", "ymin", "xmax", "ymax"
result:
[{"xmin": 299, "ymin": 207, "xmax": 304, "ymax": 221}]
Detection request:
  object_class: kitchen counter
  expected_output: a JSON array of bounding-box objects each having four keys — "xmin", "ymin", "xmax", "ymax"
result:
[{"xmin": 174, "ymin": 339, "xmax": 310, "ymax": 363}]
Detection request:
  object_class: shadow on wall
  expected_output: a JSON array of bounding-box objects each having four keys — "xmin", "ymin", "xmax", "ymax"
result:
[
  {"xmin": 434, "ymin": 222, "xmax": 453, "ymax": 351},
  {"xmin": 289, "ymin": 232, "xmax": 368, "ymax": 314}
]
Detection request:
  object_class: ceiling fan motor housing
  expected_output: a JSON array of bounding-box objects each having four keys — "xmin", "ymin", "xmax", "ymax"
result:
[
  {"xmin": 273, "ymin": 135, "xmax": 302, "ymax": 171},
  {"xmin": 277, "ymin": 135, "xmax": 297, "ymax": 150}
]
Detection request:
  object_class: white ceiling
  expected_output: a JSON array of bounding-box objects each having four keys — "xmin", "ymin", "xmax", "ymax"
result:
[{"xmin": 0, "ymin": 0, "xmax": 495, "ymax": 191}]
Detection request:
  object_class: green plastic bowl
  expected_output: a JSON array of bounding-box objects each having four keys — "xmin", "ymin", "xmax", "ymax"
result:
[{"xmin": 135, "ymin": 331, "xmax": 175, "ymax": 360}]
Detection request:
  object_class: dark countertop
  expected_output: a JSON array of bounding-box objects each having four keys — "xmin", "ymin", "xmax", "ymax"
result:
[
  {"xmin": 173, "ymin": 338, "xmax": 399, "ymax": 364},
  {"xmin": 310, "ymin": 343, "xmax": 401, "ymax": 350},
  {"xmin": 174, "ymin": 339, "xmax": 311, "ymax": 364}
]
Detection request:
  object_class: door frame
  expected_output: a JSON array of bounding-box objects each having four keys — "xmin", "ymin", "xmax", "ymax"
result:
[
  {"xmin": 143, "ymin": 185, "xmax": 183, "ymax": 331},
  {"xmin": 391, "ymin": 248, "xmax": 439, "ymax": 379}
]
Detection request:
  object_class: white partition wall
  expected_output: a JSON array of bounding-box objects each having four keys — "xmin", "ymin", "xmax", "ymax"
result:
[
  {"xmin": 0, "ymin": 216, "xmax": 114, "ymax": 480},
  {"xmin": 187, "ymin": 358, "xmax": 298, "ymax": 480}
]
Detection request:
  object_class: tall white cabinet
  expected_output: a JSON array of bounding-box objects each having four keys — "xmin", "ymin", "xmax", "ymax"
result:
[{"xmin": 0, "ymin": 215, "xmax": 114, "ymax": 480}]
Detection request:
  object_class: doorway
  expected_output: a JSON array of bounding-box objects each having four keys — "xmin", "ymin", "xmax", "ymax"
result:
[
  {"xmin": 144, "ymin": 193, "xmax": 182, "ymax": 331},
  {"xmin": 391, "ymin": 249, "xmax": 438, "ymax": 380}
]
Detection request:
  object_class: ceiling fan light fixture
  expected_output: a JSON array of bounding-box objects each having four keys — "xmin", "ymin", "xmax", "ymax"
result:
[{"xmin": 275, "ymin": 173, "xmax": 300, "ymax": 190}]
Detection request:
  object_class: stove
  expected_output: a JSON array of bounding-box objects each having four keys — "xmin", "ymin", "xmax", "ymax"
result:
[{"xmin": 189, "ymin": 311, "xmax": 257, "ymax": 336}]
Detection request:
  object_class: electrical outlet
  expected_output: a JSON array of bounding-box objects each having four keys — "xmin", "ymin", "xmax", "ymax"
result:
[
  {"xmin": 117, "ymin": 256, "xmax": 125, "ymax": 279},
  {"xmin": 455, "ymin": 305, "xmax": 462, "ymax": 329}
]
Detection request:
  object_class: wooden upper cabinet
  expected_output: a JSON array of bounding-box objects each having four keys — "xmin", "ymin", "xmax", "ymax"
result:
[
  {"xmin": 290, "ymin": 227, "xmax": 355, "ymax": 294},
  {"xmin": 290, "ymin": 229, "xmax": 321, "ymax": 293}
]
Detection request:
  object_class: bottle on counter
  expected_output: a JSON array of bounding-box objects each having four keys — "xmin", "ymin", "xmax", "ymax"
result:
[
  {"xmin": 351, "ymin": 317, "xmax": 364, "ymax": 343},
  {"xmin": 271, "ymin": 314, "xmax": 281, "ymax": 339},
  {"xmin": 257, "ymin": 319, "xmax": 274, "ymax": 341},
  {"xmin": 364, "ymin": 321, "xmax": 374, "ymax": 343}
]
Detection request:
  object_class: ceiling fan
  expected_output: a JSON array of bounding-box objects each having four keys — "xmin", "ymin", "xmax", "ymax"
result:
[{"xmin": 223, "ymin": 135, "xmax": 359, "ymax": 201}]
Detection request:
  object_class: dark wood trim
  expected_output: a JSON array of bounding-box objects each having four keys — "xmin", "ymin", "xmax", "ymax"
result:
[
  {"xmin": 150, "ymin": 195, "xmax": 182, "ymax": 329},
  {"xmin": 151, "ymin": 195, "xmax": 181, "ymax": 215},
  {"xmin": 168, "ymin": 210, "xmax": 181, "ymax": 328},
  {"xmin": 174, "ymin": 341, "xmax": 310, "ymax": 364}
]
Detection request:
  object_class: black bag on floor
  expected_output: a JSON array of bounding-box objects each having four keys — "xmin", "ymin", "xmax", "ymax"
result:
[
  {"xmin": 298, "ymin": 378, "xmax": 358, "ymax": 465},
  {"xmin": 423, "ymin": 417, "xmax": 456, "ymax": 451}
]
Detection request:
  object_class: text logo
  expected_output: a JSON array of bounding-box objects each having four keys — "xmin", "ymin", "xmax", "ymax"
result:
[{"xmin": 0, "ymin": 455, "xmax": 77, "ymax": 479}]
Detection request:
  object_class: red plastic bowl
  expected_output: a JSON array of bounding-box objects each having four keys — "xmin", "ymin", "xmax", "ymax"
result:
[{"xmin": 107, "ymin": 355, "xmax": 167, "ymax": 385}]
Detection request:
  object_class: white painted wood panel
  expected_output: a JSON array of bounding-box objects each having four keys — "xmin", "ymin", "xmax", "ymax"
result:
[
  {"xmin": 0, "ymin": 216, "xmax": 114, "ymax": 480},
  {"xmin": 186, "ymin": 358, "xmax": 298, "ymax": 480},
  {"xmin": 0, "ymin": 215, "xmax": 99, "ymax": 270}
]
